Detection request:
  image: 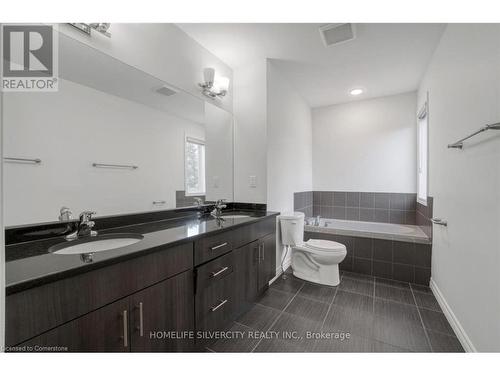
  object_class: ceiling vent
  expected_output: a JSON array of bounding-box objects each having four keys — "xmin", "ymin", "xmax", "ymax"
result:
[
  {"xmin": 319, "ymin": 23, "xmax": 356, "ymax": 47},
  {"xmin": 155, "ymin": 85, "xmax": 177, "ymax": 96}
]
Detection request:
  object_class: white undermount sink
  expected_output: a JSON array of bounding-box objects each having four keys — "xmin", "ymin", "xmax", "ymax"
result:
[
  {"xmin": 50, "ymin": 233, "xmax": 144, "ymax": 255},
  {"xmin": 221, "ymin": 214, "xmax": 251, "ymax": 219}
]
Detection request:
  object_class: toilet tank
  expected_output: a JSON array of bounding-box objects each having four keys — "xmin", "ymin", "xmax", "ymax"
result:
[{"xmin": 278, "ymin": 212, "xmax": 305, "ymax": 246}]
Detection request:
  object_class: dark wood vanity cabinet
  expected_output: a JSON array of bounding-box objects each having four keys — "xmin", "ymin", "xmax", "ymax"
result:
[
  {"xmin": 21, "ymin": 270, "xmax": 195, "ymax": 352},
  {"xmin": 6, "ymin": 215, "xmax": 277, "ymax": 352},
  {"xmin": 193, "ymin": 218, "xmax": 277, "ymax": 348},
  {"xmin": 232, "ymin": 232, "xmax": 276, "ymax": 316}
]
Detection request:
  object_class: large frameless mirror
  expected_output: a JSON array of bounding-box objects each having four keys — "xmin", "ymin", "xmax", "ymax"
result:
[{"xmin": 2, "ymin": 30, "xmax": 234, "ymax": 226}]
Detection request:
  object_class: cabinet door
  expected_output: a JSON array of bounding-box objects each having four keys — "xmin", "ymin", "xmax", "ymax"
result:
[
  {"xmin": 129, "ymin": 270, "xmax": 195, "ymax": 352},
  {"xmin": 20, "ymin": 298, "xmax": 130, "ymax": 352},
  {"xmin": 264, "ymin": 233, "xmax": 277, "ymax": 284},
  {"xmin": 258, "ymin": 233, "xmax": 277, "ymax": 291},
  {"xmin": 233, "ymin": 242, "xmax": 260, "ymax": 318},
  {"xmin": 248, "ymin": 241, "xmax": 261, "ymax": 302}
]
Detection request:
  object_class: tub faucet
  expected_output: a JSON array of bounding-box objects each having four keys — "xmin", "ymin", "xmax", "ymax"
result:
[
  {"xmin": 65, "ymin": 211, "xmax": 98, "ymax": 240},
  {"xmin": 315, "ymin": 215, "xmax": 321, "ymax": 226}
]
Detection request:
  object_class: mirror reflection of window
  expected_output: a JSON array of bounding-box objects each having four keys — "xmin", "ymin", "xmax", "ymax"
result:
[{"xmin": 185, "ymin": 137, "xmax": 206, "ymax": 196}]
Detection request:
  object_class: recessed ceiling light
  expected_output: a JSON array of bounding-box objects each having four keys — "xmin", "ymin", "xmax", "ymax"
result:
[{"xmin": 350, "ymin": 88, "xmax": 364, "ymax": 96}]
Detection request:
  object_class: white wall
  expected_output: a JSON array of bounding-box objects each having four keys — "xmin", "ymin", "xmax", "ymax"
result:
[
  {"xmin": 233, "ymin": 59, "xmax": 268, "ymax": 203},
  {"xmin": 418, "ymin": 24, "xmax": 500, "ymax": 352},
  {"xmin": 59, "ymin": 23, "xmax": 233, "ymax": 114},
  {"xmin": 266, "ymin": 60, "xmax": 313, "ymax": 212},
  {"xmin": 3, "ymin": 79, "xmax": 205, "ymax": 226},
  {"xmin": 312, "ymin": 92, "xmax": 417, "ymax": 192}
]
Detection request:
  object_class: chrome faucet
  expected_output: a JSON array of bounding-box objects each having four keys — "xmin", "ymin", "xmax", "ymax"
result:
[
  {"xmin": 314, "ymin": 215, "xmax": 321, "ymax": 226},
  {"xmin": 211, "ymin": 199, "xmax": 227, "ymax": 219},
  {"xmin": 65, "ymin": 210, "xmax": 98, "ymax": 240},
  {"xmin": 194, "ymin": 197, "xmax": 203, "ymax": 207}
]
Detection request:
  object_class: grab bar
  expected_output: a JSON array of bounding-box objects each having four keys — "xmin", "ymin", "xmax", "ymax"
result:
[
  {"xmin": 92, "ymin": 163, "xmax": 138, "ymax": 170},
  {"xmin": 448, "ymin": 122, "xmax": 500, "ymax": 149},
  {"xmin": 4, "ymin": 157, "xmax": 42, "ymax": 164}
]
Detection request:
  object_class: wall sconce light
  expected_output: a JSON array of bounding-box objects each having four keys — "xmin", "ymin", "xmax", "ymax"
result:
[
  {"xmin": 199, "ymin": 68, "xmax": 230, "ymax": 99},
  {"xmin": 69, "ymin": 23, "xmax": 111, "ymax": 38}
]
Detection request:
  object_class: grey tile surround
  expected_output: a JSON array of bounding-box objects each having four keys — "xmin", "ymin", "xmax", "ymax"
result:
[
  {"xmin": 295, "ymin": 191, "xmax": 417, "ymax": 225},
  {"xmin": 294, "ymin": 191, "xmax": 434, "ymax": 237},
  {"xmin": 417, "ymin": 197, "xmax": 434, "ymax": 238},
  {"xmin": 176, "ymin": 190, "xmax": 205, "ymax": 208},
  {"xmin": 304, "ymin": 231, "xmax": 432, "ymax": 285},
  {"xmin": 293, "ymin": 190, "xmax": 313, "ymax": 218}
]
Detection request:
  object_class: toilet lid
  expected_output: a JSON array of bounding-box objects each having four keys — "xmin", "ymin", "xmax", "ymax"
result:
[{"xmin": 305, "ymin": 239, "xmax": 346, "ymax": 253}]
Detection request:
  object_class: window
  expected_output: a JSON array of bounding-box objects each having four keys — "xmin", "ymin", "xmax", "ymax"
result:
[
  {"xmin": 185, "ymin": 137, "xmax": 206, "ymax": 196},
  {"xmin": 417, "ymin": 102, "xmax": 428, "ymax": 205}
]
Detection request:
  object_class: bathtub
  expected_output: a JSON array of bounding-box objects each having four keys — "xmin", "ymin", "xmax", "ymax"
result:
[{"xmin": 305, "ymin": 218, "xmax": 430, "ymax": 244}]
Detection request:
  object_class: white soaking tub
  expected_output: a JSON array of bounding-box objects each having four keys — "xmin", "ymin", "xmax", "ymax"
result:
[{"xmin": 305, "ymin": 218, "xmax": 431, "ymax": 244}]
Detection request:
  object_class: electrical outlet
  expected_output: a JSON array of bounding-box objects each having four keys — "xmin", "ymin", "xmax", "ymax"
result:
[{"xmin": 249, "ymin": 175, "xmax": 257, "ymax": 188}]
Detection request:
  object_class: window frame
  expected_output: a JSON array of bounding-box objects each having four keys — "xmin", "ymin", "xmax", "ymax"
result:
[
  {"xmin": 184, "ymin": 136, "xmax": 206, "ymax": 197},
  {"xmin": 417, "ymin": 101, "xmax": 429, "ymax": 206}
]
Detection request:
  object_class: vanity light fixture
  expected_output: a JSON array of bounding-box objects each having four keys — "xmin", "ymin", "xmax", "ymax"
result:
[
  {"xmin": 350, "ymin": 88, "xmax": 364, "ymax": 96},
  {"xmin": 69, "ymin": 23, "xmax": 111, "ymax": 38},
  {"xmin": 199, "ymin": 68, "xmax": 230, "ymax": 99}
]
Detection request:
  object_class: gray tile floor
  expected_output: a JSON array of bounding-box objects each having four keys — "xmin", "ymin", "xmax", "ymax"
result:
[{"xmin": 207, "ymin": 269, "xmax": 464, "ymax": 352}]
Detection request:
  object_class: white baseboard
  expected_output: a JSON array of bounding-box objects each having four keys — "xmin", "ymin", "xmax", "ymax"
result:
[{"xmin": 429, "ymin": 277, "xmax": 476, "ymax": 352}]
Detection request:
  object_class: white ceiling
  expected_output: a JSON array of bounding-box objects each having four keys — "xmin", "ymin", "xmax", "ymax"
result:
[{"xmin": 177, "ymin": 23, "xmax": 445, "ymax": 108}]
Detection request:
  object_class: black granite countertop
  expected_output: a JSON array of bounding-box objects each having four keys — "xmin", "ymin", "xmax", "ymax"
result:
[{"xmin": 5, "ymin": 210, "xmax": 279, "ymax": 295}]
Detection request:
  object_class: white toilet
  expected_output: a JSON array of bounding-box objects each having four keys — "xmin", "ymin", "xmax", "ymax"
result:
[{"xmin": 278, "ymin": 212, "xmax": 347, "ymax": 286}]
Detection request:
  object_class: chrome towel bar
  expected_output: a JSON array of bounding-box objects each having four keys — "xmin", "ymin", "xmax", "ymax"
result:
[
  {"xmin": 431, "ymin": 218, "xmax": 448, "ymax": 226},
  {"xmin": 4, "ymin": 157, "xmax": 42, "ymax": 164},
  {"xmin": 92, "ymin": 163, "xmax": 138, "ymax": 170},
  {"xmin": 448, "ymin": 122, "xmax": 500, "ymax": 149}
]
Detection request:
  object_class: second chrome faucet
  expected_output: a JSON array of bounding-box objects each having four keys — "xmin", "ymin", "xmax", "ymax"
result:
[{"xmin": 211, "ymin": 199, "xmax": 227, "ymax": 219}]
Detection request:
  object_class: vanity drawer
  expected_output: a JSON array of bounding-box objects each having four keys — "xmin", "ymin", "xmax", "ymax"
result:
[
  {"xmin": 194, "ymin": 231, "xmax": 233, "ymax": 265},
  {"xmin": 196, "ymin": 251, "xmax": 234, "ymax": 291},
  {"xmin": 195, "ymin": 273, "xmax": 234, "ymax": 340},
  {"xmin": 232, "ymin": 216, "xmax": 276, "ymax": 249}
]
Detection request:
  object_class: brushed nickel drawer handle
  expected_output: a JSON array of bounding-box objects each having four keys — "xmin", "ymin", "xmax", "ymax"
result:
[
  {"xmin": 139, "ymin": 302, "xmax": 144, "ymax": 337},
  {"xmin": 211, "ymin": 266, "xmax": 229, "ymax": 278},
  {"xmin": 210, "ymin": 299, "xmax": 228, "ymax": 312},
  {"xmin": 122, "ymin": 310, "xmax": 128, "ymax": 347},
  {"xmin": 210, "ymin": 242, "xmax": 228, "ymax": 251}
]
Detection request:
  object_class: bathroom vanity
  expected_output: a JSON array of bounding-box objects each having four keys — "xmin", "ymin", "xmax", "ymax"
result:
[{"xmin": 5, "ymin": 209, "xmax": 277, "ymax": 352}]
